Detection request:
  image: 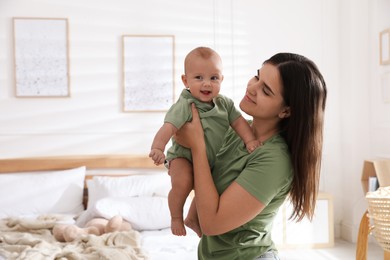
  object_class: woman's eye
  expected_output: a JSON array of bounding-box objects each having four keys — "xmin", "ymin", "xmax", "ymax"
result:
[
  {"xmin": 254, "ymin": 75, "xmax": 259, "ymax": 80},
  {"xmin": 262, "ymin": 87, "xmax": 270, "ymax": 96}
]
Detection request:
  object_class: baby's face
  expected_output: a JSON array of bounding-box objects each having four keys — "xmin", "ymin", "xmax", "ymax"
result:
[{"xmin": 182, "ymin": 56, "xmax": 223, "ymax": 104}]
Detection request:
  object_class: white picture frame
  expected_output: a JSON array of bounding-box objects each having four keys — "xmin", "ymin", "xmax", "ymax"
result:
[
  {"xmin": 13, "ymin": 17, "xmax": 70, "ymax": 97},
  {"xmin": 122, "ymin": 35, "xmax": 175, "ymax": 112},
  {"xmin": 277, "ymin": 192, "xmax": 334, "ymax": 248}
]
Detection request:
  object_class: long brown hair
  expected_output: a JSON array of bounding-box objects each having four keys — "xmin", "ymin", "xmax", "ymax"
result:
[{"xmin": 265, "ymin": 53, "xmax": 327, "ymax": 221}]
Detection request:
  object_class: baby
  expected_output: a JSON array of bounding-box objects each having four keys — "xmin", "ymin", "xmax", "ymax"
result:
[{"xmin": 149, "ymin": 47, "xmax": 259, "ymax": 236}]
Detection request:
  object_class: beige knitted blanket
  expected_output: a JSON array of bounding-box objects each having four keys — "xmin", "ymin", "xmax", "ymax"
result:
[{"xmin": 0, "ymin": 215, "xmax": 147, "ymax": 260}]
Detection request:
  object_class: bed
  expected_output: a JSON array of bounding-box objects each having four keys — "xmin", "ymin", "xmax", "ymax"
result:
[{"xmin": 0, "ymin": 154, "xmax": 199, "ymax": 260}]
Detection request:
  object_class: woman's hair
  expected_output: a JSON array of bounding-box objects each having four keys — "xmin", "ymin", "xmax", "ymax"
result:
[{"xmin": 264, "ymin": 53, "xmax": 327, "ymax": 221}]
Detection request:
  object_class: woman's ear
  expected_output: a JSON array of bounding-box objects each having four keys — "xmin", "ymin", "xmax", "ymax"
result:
[{"xmin": 279, "ymin": 107, "xmax": 291, "ymax": 119}]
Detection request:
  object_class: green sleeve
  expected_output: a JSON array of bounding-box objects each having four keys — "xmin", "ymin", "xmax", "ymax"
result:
[{"xmin": 164, "ymin": 98, "xmax": 192, "ymax": 129}]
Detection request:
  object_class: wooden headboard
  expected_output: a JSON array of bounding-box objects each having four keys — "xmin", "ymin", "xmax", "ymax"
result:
[{"xmin": 0, "ymin": 154, "xmax": 162, "ymax": 173}]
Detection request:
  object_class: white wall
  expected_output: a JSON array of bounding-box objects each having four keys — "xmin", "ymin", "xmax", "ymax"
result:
[
  {"xmin": 338, "ymin": 0, "xmax": 372, "ymax": 242},
  {"xmin": 337, "ymin": 0, "xmax": 390, "ymax": 243},
  {"xmin": 0, "ymin": 0, "xmax": 389, "ymax": 243},
  {"xmin": 0, "ymin": 0, "xmax": 331, "ymax": 157},
  {"xmin": 370, "ymin": 0, "xmax": 390, "ymax": 159}
]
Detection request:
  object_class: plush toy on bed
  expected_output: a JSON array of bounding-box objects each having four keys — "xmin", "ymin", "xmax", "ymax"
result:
[{"xmin": 53, "ymin": 215, "xmax": 132, "ymax": 242}]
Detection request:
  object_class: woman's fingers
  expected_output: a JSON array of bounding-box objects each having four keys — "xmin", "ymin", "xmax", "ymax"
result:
[
  {"xmin": 174, "ymin": 103, "xmax": 201, "ymax": 148},
  {"xmin": 191, "ymin": 103, "xmax": 200, "ymax": 122}
]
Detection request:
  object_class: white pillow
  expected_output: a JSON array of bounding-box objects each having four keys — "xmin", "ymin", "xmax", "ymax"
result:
[
  {"xmin": 76, "ymin": 174, "xmax": 171, "ymax": 227},
  {"xmin": 88, "ymin": 174, "xmax": 171, "ymax": 208},
  {"xmin": 0, "ymin": 166, "xmax": 86, "ymax": 218},
  {"xmin": 94, "ymin": 196, "xmax": 171, "ymax": 231}
]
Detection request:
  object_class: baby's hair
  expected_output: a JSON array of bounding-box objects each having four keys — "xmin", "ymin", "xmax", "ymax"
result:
[
  {"xmin": 184, "ymin": 47, "xmax": 221, "ymax": 74},
  {"xmin": 188, "ymin": 47, "xmax": 217, "ymax": 59}
]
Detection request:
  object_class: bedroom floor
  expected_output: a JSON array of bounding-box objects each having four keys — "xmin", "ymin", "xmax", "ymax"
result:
[{"xmin": 278, "ymin": 239, "xmax": 383, "ymax": 260}]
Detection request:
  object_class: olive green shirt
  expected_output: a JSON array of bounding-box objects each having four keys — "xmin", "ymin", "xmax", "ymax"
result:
[
  {"xmin": 165, "ymin": 89, "xmax": 241, "ymax": 168},
  {"xmin": 198, "ymin": 127, "xmax": 293, "ymax": 260}
]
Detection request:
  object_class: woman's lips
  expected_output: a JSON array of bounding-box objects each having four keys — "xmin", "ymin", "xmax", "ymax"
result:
[{"xmin": 244, "ymin": 94, "xmax": 255, "ymax": 104}]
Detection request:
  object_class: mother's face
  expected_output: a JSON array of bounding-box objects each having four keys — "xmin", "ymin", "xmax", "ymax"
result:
[{"xmin": 239, "ymin": 63, "xmax": 289, "ymax": 120}]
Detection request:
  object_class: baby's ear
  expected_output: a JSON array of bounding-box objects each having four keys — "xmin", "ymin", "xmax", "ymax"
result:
[{"xmin": 181, "ymin": 74, "xmax": 189, "ymax": 88}]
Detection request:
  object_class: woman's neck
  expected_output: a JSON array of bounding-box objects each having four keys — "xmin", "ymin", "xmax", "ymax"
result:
[{"xmin": 251, "ymin": 119, "xmax": 279, "ymax": 144}]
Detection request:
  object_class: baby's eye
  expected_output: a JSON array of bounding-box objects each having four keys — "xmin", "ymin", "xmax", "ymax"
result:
[
  {"xmin": 195, "ymin": 76, "xmax": 203, "ymax": 80},
  {"xmin": 211, "ymin": 76, "xmax": 219, "ymax": 80}
]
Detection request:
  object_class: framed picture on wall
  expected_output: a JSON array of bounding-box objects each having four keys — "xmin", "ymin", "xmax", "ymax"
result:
[
  {"xmin": 122, "ymin": 35, "xmax": 175, "ymax": 112},
  {"xmin": 13, "ymin": 17, "xmax": 70, "ymax": 97},
  {"xmin": 380, "ymin": 28, "xmax": 390, "ymax": 65}
]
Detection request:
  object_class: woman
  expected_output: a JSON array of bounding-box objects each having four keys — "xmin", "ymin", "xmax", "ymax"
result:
[{"xmin": 175, "ymin": 53, "xmax": 327, "ymax": 260}]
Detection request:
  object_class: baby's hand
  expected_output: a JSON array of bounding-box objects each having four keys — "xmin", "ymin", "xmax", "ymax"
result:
[
  {"xmin": 149, "ymin": 149, "xmax": 165, "ymax": 165},
  {"xmin": 245, "ymin": 140, "xmax": 261, "ymax": 153}
]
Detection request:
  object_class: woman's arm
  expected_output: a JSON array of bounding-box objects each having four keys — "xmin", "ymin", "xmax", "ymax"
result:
[{"xmin": 175, "ymin": 104, "xmax": 265, "ymax": 236}]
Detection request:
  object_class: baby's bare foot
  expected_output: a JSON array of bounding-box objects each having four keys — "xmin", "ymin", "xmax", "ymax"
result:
[
  {"xmin": 171, "ymin": 217, "xmax": 186, "ymax": 236},
  {"xmin": 184, "ymin": 217, "xmax": 202, "ymax": 237}
]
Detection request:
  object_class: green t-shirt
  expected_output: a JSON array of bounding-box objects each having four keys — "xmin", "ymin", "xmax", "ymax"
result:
[
  {"xmin": 198, "ymin": 127, "xmax": 293, "ymax": 260},
  {"xmin": 165, "ymin": 89, "xmax": 241, "ymax": 168}
]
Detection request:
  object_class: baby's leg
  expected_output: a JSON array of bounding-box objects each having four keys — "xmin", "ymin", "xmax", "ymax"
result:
[
  {"xmin": 184, "ymin": 198, "xmax": 202, "ymax": 237},
  {"xmin": 168, "ymin": 158, "xmax": 193, "ymax": 236}
]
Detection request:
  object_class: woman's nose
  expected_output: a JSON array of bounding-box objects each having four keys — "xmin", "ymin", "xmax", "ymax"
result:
[{"xmin": 246, "ymin": 86, "xmax": 256, "ymax": 96}]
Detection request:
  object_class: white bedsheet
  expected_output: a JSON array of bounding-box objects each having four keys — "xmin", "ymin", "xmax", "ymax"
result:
[{"xmin": 141, "ymin": 228, "xmax": 199, "ymax": 260}]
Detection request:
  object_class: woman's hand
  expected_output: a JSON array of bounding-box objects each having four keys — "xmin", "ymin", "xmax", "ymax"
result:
[{"xmin": 174, "ymin": 103, "xmax": 205, "ymax": 149}]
